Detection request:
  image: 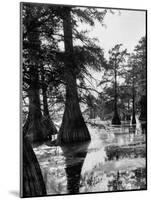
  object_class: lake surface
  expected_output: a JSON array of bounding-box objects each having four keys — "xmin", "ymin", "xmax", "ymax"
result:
[{"xmin": 33, "ymin": 120, "xmax": 146, "ymax": 195}]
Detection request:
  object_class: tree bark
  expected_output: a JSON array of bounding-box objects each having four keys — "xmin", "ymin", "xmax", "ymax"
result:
[
  {"xmin": 23, "ymin": 68, "xmax": 51, "ymax": 142},
  {"xmin": 41, "ymin": 70, "xmax": 58, "ymax": 137},
  {"xmin": 22, "ymin": 138, "xmax": 46, "ymax": 197},
  {"xmin": 139, "ymin": 95, "xmax": 147, "ymax": 135},
  {"xmin": 139, "ymin": 95, "xmax": 147, "ymax": 121},
  {"xmin": 132, "ymin": 70, "xmax": 136, "ymax": 124},
  {"xmin": 112, "ymin": 65, "xmax": 121, "ymax": 125},
  {"xmin": 23, "ymin": 18, "xmax": 51, "ymax": 142},
  {"xmin": 126, "ymin": 99, "xmax": 131, "ymax": 121},
  {"xmin": 58, "ymin": 7, "xmax": 90, "ymax": 144}
]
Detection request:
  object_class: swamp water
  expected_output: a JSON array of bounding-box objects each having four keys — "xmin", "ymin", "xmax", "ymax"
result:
[{"xmin": 33, "ymin": 120, "xmax": 146, "ymax": 195}]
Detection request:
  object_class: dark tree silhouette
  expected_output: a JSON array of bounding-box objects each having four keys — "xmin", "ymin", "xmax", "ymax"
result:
[
  {"xmin": 22, "ymin": 138, "xmax": 46, "ymax": 197},
  {"xmin": 108, "ymin": 44, "xmax": 128, "ymax": 125},
  {"xmin": 57, "ymin": 6, "xmax": 107, "ymax": 143},
  {"xmin": 22, "ymin": 4, "xmax": 59, "ymax": 142},
  {"xmin": 41, "ymin": 67, "xmax": 58, "ymax": 137},
  {"xmin": 58, "ymin": 7, "xmax": 90, "ymax": 143},
  {"xmin": 131, "ymin": 62, "xmax": 136, "ymax": 124},
  {"xmin": 22, "ymin": 4, "xmax": 48, "ymax": 141},
  {"xmin": 61, "ymin": 142, "xmax": 89, "ymax": 193},
  {"xmin": 134, "ymin": 37, "xmax": 146, "ymax": 121},
  {"xmin": 124, "ymin": 37, "xmax": 146, "ymax": 124}
]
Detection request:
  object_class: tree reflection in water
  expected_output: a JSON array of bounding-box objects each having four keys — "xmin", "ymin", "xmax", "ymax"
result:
[
  {"xmin": 141, "ymin": 122, "xmax": 147, "ymax": 134},
  {"xmin": 61, "ymin": 142, "xmax": 90, "ymax": 194},
  {"xmin": 65, "ymin": 161, "xmax": 84, "ymax": 193},
  {"xmin": 33, "ymin": 120, "xmax": 146, "ymax": 194},
  {"xmin": 108, "ymin": 168, "xmax": 146, "ymax": 191},
  {"xmin": 80, "ymin": 166, "xmax": 146, "ymax": 192}
]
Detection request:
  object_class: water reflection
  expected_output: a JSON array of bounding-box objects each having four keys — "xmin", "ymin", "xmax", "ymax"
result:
[
  {"xmin": 108, "ymin": 168, "xmax": 146, "ymax": 191},
  {"xmin": 80, "ymin": 165, "xmax": 146, "ymax": 192},
  {"xmin": 80, "ymin": 137, "xmax": 146, "ymax": 193},
  {"xmin": 129, "ymin": 125, "xmax": 136, "ymax": 134},
  {"xmin": 61, "ymin": 142, "xmax": 90, "ymax": 194},
  {"xmin": 33, "ymin": 120, "xmax": 146, "ymax": 195},
  {"xmin": 141, "ymin": 121, "xmax": 147, "ymax": 134},
  {"xmin": 105, "ymin": 145, "xmax": 146, "ymax": 161}
]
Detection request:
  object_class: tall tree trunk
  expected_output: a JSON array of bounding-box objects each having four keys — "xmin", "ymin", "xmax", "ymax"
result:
[
  {"xmin": 58, "ymin": 7, "xmax": 90, "ymax": 144},
  {"xmin": 23, "ymin": 69, "xmax": 50, "ymax": 142},
  {"xmin": 112, "ymin": 65, "xmax": 121, "ymax": 125},
  {"xmin": 126, "ymin": 99, "xmax": 131, "ymax": 121},
  {"xmin": 23, "ymin": 20, "xmax": 51, "ymax": 142},
  {"xmin": 22, "ymin": 138, "xmax": 46, "ymax": 197},
  {"xmin": 41, "ymin": 70, "xmax": 57, "ymax": 137},
  {"xmin": 139, "ymin": 95, "xmax": 147, "ymax": 121},
  {"xmin": 132, "ymin": 68, "xmax": 136, "ymax": 124},
  {"xmin": 139, "ymin": 95, "xmax": 147, "ymax": 134}
]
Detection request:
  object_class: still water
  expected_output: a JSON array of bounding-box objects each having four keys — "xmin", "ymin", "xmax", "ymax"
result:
[{"xmin": 33, "ymin": 120, "xmax": 146, "ymax": 195}]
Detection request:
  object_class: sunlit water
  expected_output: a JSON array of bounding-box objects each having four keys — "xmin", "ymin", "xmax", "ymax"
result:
[{"xmin": 33, "ymin": 119, "xmax": 146, "ymax": 195}]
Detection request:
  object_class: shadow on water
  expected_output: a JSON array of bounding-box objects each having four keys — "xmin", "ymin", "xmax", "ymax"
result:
[{"xmin": 61, "ymin": 142, "xmax": 90, "ymax": 194}]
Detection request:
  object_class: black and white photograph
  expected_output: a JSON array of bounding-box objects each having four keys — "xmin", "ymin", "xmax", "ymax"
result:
[{"xmin": 20, "ymin": 2, "xmax": 147, "ymax": 198}]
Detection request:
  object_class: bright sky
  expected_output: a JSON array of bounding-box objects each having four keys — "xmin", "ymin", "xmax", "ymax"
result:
[
  {"xmin": 78, "ymin": 8, "xmax": 146, "ymax": 95},
  {"xmin": 58, "ymin": 7, "xmax": 146, "ymax": 95},
  {"xmin": 88, "ymin": 9, "xmax": 146, "ymax": 57},
  {"xmin": 61, "ymin": 8, "xmax": 146, "ymax": 57}
]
